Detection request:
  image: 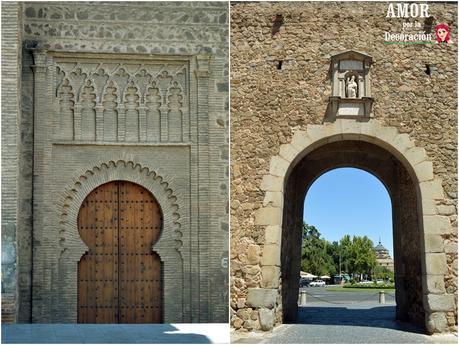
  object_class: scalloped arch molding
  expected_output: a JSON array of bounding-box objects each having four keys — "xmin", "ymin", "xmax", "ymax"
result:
[
  {"xmin": 56, "ymin": 159, "xmax": 185, "ymax": 322},
  {"xmin": 59, "ymin": 159, "xmax": 183, "ymax": 257},
  {"xmin": 254, "ymin": 119, "xmax": 452, "ymax": 333}
]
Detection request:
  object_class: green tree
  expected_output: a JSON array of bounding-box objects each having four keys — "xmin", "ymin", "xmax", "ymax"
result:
[
  {"xmin": 300, "ymin": 224, "xmax": 379, "ymax": 280},
  {"xmin": 373, "ymin": 266, "xmax": 394, "ymax": 282},
  {"xmin": 339, "ymin": 234, "xmax": 352, "ymax": 274},
  {"xmin": 347, "ymin": 235, "xmax": 377, "ymax": 279},
  {"xmin": 300, "ymin": 223, "xmax": 335, "ymax": 276}
]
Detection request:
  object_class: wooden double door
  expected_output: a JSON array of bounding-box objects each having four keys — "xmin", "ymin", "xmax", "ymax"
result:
[{"xmin": 77, "ymin": 181, "xmax": 162, "ymax": 323}]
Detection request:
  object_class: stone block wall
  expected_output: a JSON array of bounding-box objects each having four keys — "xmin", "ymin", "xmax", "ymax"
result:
[{"xmin": 230, "ymin": 1, "xmax": 457, "ymax": 332}]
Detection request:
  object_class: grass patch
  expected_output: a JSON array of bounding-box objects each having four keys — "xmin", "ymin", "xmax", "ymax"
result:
[
  {"xmin": 345, "ymin": 283, "xmax": 395, "ymax": 289},
  {"xmin": 326, "ymin": 286, "xmax": 395, "ymax": 293}
]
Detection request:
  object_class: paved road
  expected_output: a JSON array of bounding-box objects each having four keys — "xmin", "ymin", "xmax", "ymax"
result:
[
  {"xmin": 2, "ymin": 323, "xmax": 230, "ymax": 344},
  {"xmin": 300, "ymin": 286, "xmax": 396, "ymax": 305},
  {"xmin": 233, "ymin": 288, "xmax": 457, "ymax": 344}
]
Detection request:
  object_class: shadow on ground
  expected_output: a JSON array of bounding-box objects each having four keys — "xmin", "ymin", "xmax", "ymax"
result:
[
  {"xmin": 2, "ymin": 324, "xmax": 213, "ymax": 344},
  {"xmin": 295, "ymin": 305, "xmax": 425, "ymax": 334}
]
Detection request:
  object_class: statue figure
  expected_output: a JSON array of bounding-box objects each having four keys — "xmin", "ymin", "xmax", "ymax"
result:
[{"xmin": 346, "ymin": 75, "xmax": 358, "ymax": 98}]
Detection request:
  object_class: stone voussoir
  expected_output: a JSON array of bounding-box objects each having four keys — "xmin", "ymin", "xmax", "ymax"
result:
[
  {"xmin": 424, "ymin": 234, "xmax": 445, "ymax": 253},
  {"xmin": 246, "ymin": 288, "xmax": 278, "ymax": 309},
  {"xmin": 264, "ymin": 225, "xmax": 282, "ymax": 245},
  {"xmin": 278, "ymin": 143, "xmax": 300, "ymax": 163},
  {"xmin": 424, "ymin": 294, "xmax": 456, "ymax": 312},
  {"xmin": 426, "ymin": 312, "xmax": 449, "ymax": 334},
  {"xmin": 261, "ymin": 244, "xmax": 281, "ymax": 266},
  {"xmin": 405, "ymin": 146, "xmax": 428, "ymax": 166},
  {"xmin": 263, "ymin": 191, "xmax": 284, "ymax": 208},
  {"xmin": 260, "ymin": 174, "xmax": 284, "ymax": 192},
  {"xmin": 291, "ymin": 130, "xmax": 312, "ymax": 151},
  {"xmin": 425, "ymin": 275, "xmax": 446, "ymax": 294},
  {"xmin": 269, "ymin": 155, "xmax": 290, "ymax": 177},
  {"xmin": 414, "ymin": 160, "xmax": 434, "ymax": 182},
  {"xmin": 254, "ymin": 207, "xmax": 282, "ymax": 226},
  {"xmin": 423, "ymin": 253, "xmax": 448, "ymax": 275},
  {"xmin": 261, "ymin": 265, "xmax": 280, "ymax": 289},
  {"xmin": 258, "ymin": 307, "xmax": 275, "ymax": 331},
  {"xmin": 423, "ymin": 215, "xmax": 451, "ymax": 235},
  {"xmin": 391, "ymin": 133, "xmax": 415, "ymax": 153},
  {"xmin": 419, "ymin": 179, "xmax": 445, "ymax": 200}
]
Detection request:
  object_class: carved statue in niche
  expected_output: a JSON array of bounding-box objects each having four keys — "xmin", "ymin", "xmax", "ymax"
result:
[
  {"xmin": 167, "ymin": 81, "xmax": 183, "ymax": 142},
  {"xmin": 102, "ymin": 81, "xmax": 118, "ymax": 142},
  {"xmin": 58, "ymin": 78, "xmax": 75, "ymax": 140},
  {"xmin": 80, "ymin": 80, "xmax": 97, "ymax": 141},
  {"xmin": 346, "ymin": 75, "xmax": 358, "ymax": 98},
  {"xmin": 145, "ymin": 82, "xmax": 161, "ymax": 142},
  {"xmin": 124, "ymin": 82, "xmax": 140, "ymax": 142}
]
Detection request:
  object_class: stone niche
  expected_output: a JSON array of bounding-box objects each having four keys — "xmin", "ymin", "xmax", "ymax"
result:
[{"xmin": 326, "ymin": 50, "xmax": 374, "ymax": 120}]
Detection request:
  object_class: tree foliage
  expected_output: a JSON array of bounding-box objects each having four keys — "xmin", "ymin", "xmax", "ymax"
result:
[
  {"xmin": 300, "ymin": 222, "xmax": 378, "ymax": 279},
  {"xmin": 301, "ymin": 224, "xmax": 335, "ymax": 276}
]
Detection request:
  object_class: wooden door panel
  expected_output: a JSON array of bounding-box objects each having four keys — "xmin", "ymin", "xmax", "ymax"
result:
[
  {"xmin": 118, "ymin": 181, "xmax": 162, "ymax": 323},
  {"xmin": 77, "ymin": 180, "xmax": 162, "ymax": 323},
  {"xmin": 78, "ymin": 181, "xmax": 119, "ymax": 323}
]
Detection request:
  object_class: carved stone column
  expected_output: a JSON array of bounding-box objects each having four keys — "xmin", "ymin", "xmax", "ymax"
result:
[
  {"xmin": 138, "ymin": 105, "xmax": 147, "ymax": 142},
  {"xmin": 30, "ymin": 47, "xmax": 52, "ymax": 322},
  {"xmin": 95, "ymin": 104, "xmax": 104, "ymax": 141},
  {"xmin": 160, "ymin": 103, "xmax": 169, "ymax": 142},
  {"xmin": 73, "ymin": 102, "xmax": 82, "ymax": 140},
  {"xmin": 117, "ymin": 103, "xmax": 126, "ymax": 142},
  {"xmin": 195, "ymin": 54, "xmax": 211, "ymax": 322}
]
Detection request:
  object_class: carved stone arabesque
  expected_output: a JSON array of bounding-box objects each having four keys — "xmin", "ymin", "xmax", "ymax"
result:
[
  {"xmin": 55, "ymin": 61, "xmax": 188, "ymax": 143},
  {"xmin": 58, "ymin": 159, "xmax": 183, "ymax": 256},
  {"xmin": 57, "ymin": 79, "xmax": 75, "ymax": 139},
  {"xmin": 167, "ymin": 81, "xmax": 184, "ymax": 142},
  {"xmin": 145, "ymin": 82, "xmax": 162, "ymax": 142},
  {"xmin": 55, "ymin": 159, "xmax": 185, "ymax": 322}
]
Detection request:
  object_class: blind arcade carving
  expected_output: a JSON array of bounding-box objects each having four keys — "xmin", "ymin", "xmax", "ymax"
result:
[{"xmin": 54, "ymin": 57, "xmax": 189, "ymax": 143}]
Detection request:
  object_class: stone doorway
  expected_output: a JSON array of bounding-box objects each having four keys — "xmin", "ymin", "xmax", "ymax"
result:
[
  {"xmin": 283, "ymin": 143, "xmax": 420, "ymax": 325},
  {"xmin": 77, "ymin": 181, "xmax": 163, "ymax": 323},
  {"xmin": 251, "ymin": 120, "xmax": 453, "ymax": 333}
]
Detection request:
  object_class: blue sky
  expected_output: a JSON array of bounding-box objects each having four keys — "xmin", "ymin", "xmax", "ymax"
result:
[{"xmin": 303, "ymin": 167, "xmax": 393, "ymax": 257}]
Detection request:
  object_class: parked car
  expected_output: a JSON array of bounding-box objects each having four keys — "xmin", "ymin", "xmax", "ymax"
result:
[
  {"xmin": 375, "ymin": 279, "xmax": 384, "ymax": 284},
  {"xmin": 360, "ymin": 280, "xmax": 373, "ymax": 285},
  {"xmin": 309, "ymin": 280, "xmax": 326, "ymax": 287}
]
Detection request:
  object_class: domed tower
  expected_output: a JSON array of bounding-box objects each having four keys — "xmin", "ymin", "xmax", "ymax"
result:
[{"xmin": 374, "ymin": 240, "xmax": 394, "ymax": 272}]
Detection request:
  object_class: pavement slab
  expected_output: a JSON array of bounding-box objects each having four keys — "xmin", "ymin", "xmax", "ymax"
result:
[
  {"xmin": 1, "ymin": 323, "xmax": 230, "ymax": 344},
  {"xmin": 232, "ymin": 288, "xmax": 457, "ymax": 344}
]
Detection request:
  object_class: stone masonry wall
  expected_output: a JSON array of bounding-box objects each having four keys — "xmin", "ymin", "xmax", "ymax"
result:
[
  {"xmin": 3, "ymin": 1, "xmax": 228, "ymax": 323},
  {"xmin": 230, "ymin": 1, "xmax": 457, "ymax": 332},
  {"xmin": 1, "ymin": 2, "xmax": 22, "ymax": 324}
]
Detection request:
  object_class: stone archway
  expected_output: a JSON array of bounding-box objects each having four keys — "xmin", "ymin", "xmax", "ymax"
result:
[
  {"xmin": 252, "ymin": 119, "xmax": 454, "ymax": 333},
  {"xmin": 282, "ymin": 140, "xmax": 421, "ymax": 325}
]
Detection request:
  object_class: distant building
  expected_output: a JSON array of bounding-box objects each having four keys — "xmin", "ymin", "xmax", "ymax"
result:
[{"xmin": 374, "ymin": 241, "xmax": 394, "ymax": 272}]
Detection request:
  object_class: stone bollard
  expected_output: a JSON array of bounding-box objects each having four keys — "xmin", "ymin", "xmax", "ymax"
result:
[
  {"xmin": 300, "ymin": 291, "xmax": 307, "ymax": 305},
  {"xmin": 379, "ymin": 291, "xmax": 385, "ymax": 304}
]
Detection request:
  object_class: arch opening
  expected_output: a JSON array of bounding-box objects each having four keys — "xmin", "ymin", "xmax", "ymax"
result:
[
  {"xmin": 281, "ymin": 140, "xmax": 425, "ymax": 329},
  {"xmin": 300, "ymin": 168, "xmax": 395, "ymax": 320}
]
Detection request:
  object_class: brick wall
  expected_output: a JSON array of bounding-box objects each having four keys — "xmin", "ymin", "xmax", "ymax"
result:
[{"xmin": 1, "ymin": 1, "xmax": 22, "ymax": 324}]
